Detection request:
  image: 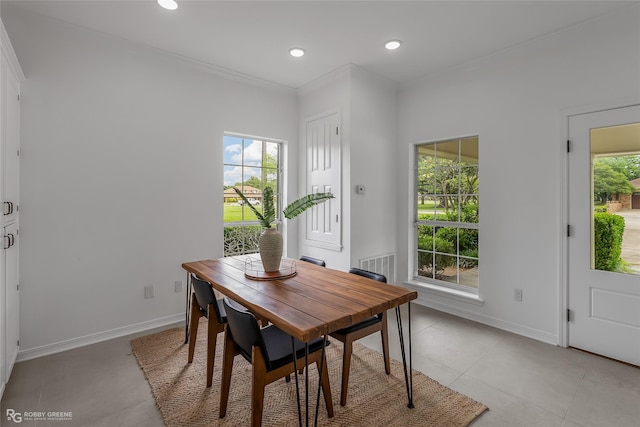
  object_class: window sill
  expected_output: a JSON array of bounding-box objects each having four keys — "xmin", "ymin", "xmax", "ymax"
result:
[{"xmin": 403, "ymin": 280, "xmax": 485, "ymax": 306}]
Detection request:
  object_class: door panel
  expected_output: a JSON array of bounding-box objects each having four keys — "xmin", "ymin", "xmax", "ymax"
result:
[
  {"xmin": 3, "ymin": 62, "xmax": 19, "ymax": 224},
  {"xmin": 568, "ymin": 105, "xmax": 640, "ymax": 366},
  {"xmin": 305, "ymin": 113, "xmax": 341, "ymax": 251},
  {"xmin": 4, "ymin": 223, "xmax": 18, "ymax": 380}
]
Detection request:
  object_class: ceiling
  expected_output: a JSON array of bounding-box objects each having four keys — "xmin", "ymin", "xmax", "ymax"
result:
[
  {"xmin": 591, "ymin": 123, "xmax": 640, "ymax": 156},
  {"xmin": 2, "ymin": 1, "xmax": 635, "ymax": 88}
]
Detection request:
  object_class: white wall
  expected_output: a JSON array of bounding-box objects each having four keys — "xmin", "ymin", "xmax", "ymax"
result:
[
  {"xmin": 297, "ymin": 65, "xmax": 398, "ymax": 272},
  {"xmin": 397, "ymin": 5, "xmax": 640, "ymax": 343},
  {"xmin": 5, "ymin": 2, "xmax": 639, "ymax": 358},
  {"xmin": 3, "ymin": 7, "xmax": 298, "ymax": 357},
  {"xmin": 297, "ymin": 67, "xmax": 352, "ymax": 270},
  {"xmin": 349, "ymin": 68, "xmax": 398, "ymax": 271}
]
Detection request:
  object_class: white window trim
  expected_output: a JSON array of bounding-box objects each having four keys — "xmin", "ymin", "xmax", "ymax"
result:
[
  {"xmin": 411, "ymin": 136, "xmax": 479, "ymax": 293},
  {"xmin": 223, "ymin": 133, "xmax": 285, "ymax": 255},
  {"xmin": 404, "ymin": 279, "xmax": 485, "ymax": 306}
]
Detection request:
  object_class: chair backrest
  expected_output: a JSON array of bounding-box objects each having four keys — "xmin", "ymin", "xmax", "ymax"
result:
[
  {"xmin": 222, "ymin": 298, "xmax": 268, "ymax": 364},
  {"xmin": 349, "ymin": 268, "xmax": 387, "ymax": 320},
  {"xmin": 191, "ymin": 274, "xmax": 224, "ymax": 323},
  {"xmin": 348, "ymin": 267, "xmax": 387, "ymax": 283},
  {"xmin": 299, "ymin": 255, "xmax": 326, "ymax": 267}
]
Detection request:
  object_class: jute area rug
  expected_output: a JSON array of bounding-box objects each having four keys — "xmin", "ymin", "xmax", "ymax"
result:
[{"xmin": 131, "ymin": 324, "xmax": 488, "ymax": 426}]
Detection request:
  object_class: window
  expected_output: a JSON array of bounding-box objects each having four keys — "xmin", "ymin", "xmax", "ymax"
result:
[
  {"xmin": 414, "ymin": 136, "xmax": 479, "ymax": 292},
  {"xmin": 223, "ymin": 134, "xmax": 282, "ymax": 256}
]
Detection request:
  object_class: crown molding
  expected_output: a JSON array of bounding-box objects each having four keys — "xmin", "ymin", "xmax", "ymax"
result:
[
  {"xmin": 1, "ymin": 19, "xmax": 25, "ymax": 81},
  {"xmin": 297, "ymin": 63, "xmax": 354, "ymax": 96},
  {"xmin": 297, "ymin": 63, "xmax": 397, "ymax": 96},
  {"xmin": 4, "ymin": 9, "xmax": 294, "ymax": 94}
]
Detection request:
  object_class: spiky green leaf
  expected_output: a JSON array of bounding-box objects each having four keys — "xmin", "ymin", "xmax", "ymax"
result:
[
  {"xmin": 261, "ymin": 187, "xmax": 276, "ymax": 226},
  {"xmin": 283, "ymin": 193, "xmax": 334, "ymax": 220},
  {"xmin": 233, "ymin": 187, "xmax": 273, "ymax": 228}
]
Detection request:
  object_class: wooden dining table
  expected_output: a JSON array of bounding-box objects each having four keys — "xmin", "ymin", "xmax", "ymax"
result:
[{"xmin": 182, "ymin": 255, "xmax": 418, "ymax": 425}]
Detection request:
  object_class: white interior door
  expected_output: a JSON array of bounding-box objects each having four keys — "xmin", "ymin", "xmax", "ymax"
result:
[
  {"xmin": 568, "ymin": 105, "xmax": 640, "ymax": 366},
  {"xmin": 4, "ymin": 222, "xmax": 18, "ymax": 380},
  {"xmin": 305, "ymin": 112, "xmax": 341, "ymax": 251},
  {"xmin": 3, "ymin": 62, "xmax": 19, "ymax": 223}
]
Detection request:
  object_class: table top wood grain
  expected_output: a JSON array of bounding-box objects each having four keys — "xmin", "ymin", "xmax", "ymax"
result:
[{"xmin": 182, "ymin": 256, "xmax": 417, "ymax": 342}]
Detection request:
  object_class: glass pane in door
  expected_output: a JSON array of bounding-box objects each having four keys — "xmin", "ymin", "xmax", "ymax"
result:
[{"xmin": 590, "ymin": 123, "xmax": 640, "ymax": 275}]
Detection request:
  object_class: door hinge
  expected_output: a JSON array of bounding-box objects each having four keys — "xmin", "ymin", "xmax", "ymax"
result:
[
  {"xmin": 17, "ymin": 94, "xmax": 20, "ymax": 101},
  {"xmin": 567, "ymin": 140, "xmax": 571, "ymax": 153},
  {"xmin": 17, "ymin": 339, "xmax": 19, "ymax": 346},
  {"xmin": 17, "ymin": 283, "xmax": 19, "ymax": 291},
  {"xmin": 567, "ymin": 309, "xmax": 572, "ymax": 322},
  {"xmin": 336, "ymin": 126, "xmax": 339, "ymax": 135},
  {"xmin": 567, "ymin": 224, "xmax": 571, "ymax": 237}
]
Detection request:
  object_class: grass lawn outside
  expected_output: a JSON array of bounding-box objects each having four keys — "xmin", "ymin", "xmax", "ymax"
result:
[
  {"xmin": 417, "ymin": 201, "xmax": 437, "ymax": 210},
  {"xmin": 418, "ymin": 200, "xmax": 447, "ymax": 216},
  {"xmin": 224, "ymin": 203, "xmax": 260, "ymax": 222}
]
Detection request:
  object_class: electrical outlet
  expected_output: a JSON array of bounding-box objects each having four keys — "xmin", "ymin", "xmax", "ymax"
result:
[
  {"xmin": 514, "ymin": 288, "xmax": 523, "ymax": 302},
  {"xmin": 174, "ymin": 280, "xmax": 183, "ymax": 293},
  {"xmin": 144, "ymin": 285, "xmax": 154, "ymax": 299}
]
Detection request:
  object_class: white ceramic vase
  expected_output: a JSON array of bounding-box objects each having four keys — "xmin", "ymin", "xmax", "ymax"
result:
[{"xmin": 258, "ymin": 228, "xmax": 283, "ymax": 272}]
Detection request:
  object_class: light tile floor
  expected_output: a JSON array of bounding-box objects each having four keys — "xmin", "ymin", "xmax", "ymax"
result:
[{"xmin": 2, "ymin": 304, "xmax": 639, "ymax": 426}]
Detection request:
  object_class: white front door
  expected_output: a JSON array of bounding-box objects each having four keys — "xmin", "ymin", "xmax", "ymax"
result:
[{"xmin": 568, "ymin": 105, "xmax": 640, "ymax": 366}]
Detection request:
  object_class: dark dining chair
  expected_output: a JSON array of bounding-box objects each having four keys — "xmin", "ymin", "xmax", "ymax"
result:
[
  {"xmin": 299, "ymin": 255, "xmax": 326, "ymax": 267},
  {"xmin": 219, "ymin": 298, "xmax": 334, "ymax": 427},
  {"xmin": 330, "ymin": 267, "xmax": 390, "ymax": 406},
  {"xmin": 187, "ymin": 273, "xmax": 227, "ymax": 388}
]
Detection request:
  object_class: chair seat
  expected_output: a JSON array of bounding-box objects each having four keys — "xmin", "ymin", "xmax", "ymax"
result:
[
  {"xmin": 333, "ymin": 315, "xmax": 380, "ymax": 335},
  {"xmin": 220, "ymin": 297, "xmax": 335, "ymax": 424},
  {"xmin": 261, "ymin": 326, "xmax": 327, "ymax": 371}
]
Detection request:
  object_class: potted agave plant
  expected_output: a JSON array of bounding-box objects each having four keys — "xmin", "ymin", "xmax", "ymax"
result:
[{"xmin": 234, "ymin": 187, "xmax": 333, "ymax": 272}]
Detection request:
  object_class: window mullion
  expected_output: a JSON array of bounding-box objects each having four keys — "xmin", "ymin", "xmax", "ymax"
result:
[
  {"xmin": 414, "ymin": 136, "xmax": 479, "ymax": 291},
  {"xmin": 224, "ymin": 134, "xmax": 283, "ymax": 256}
]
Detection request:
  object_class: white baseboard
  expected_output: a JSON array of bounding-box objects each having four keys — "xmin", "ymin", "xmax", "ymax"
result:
[
  {"xmin": 15, "ymin": 292, "xmax": 559, "ymax": 363},
  {"xmin": 411, "ymin": 292, "xmax": 558, "ymax": 346},
  {"xmin": 16, "ymin": 314, "xmax": 184, "ymax": 362}
]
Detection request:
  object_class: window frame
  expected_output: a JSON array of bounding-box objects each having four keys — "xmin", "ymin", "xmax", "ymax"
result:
[
  {"xmin": 413, "ymin": 136, "xmax": 479, "ymax": 295},
  {"xmin": 223, "ymin": 133, "xmax": 284, "ymax": 256}
]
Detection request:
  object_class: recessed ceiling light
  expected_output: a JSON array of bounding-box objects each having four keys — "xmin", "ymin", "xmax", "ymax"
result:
[
  {"xmin": 289, "ymin": 48, "xmax": 305, "ymax": 58},
  {"xmin": 384, "ymin": 40, "xmax": 402, "ymax": 50},
  {"xmin": 157, "ymin": 0, "xmax": 178, "ymax": 11}
]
